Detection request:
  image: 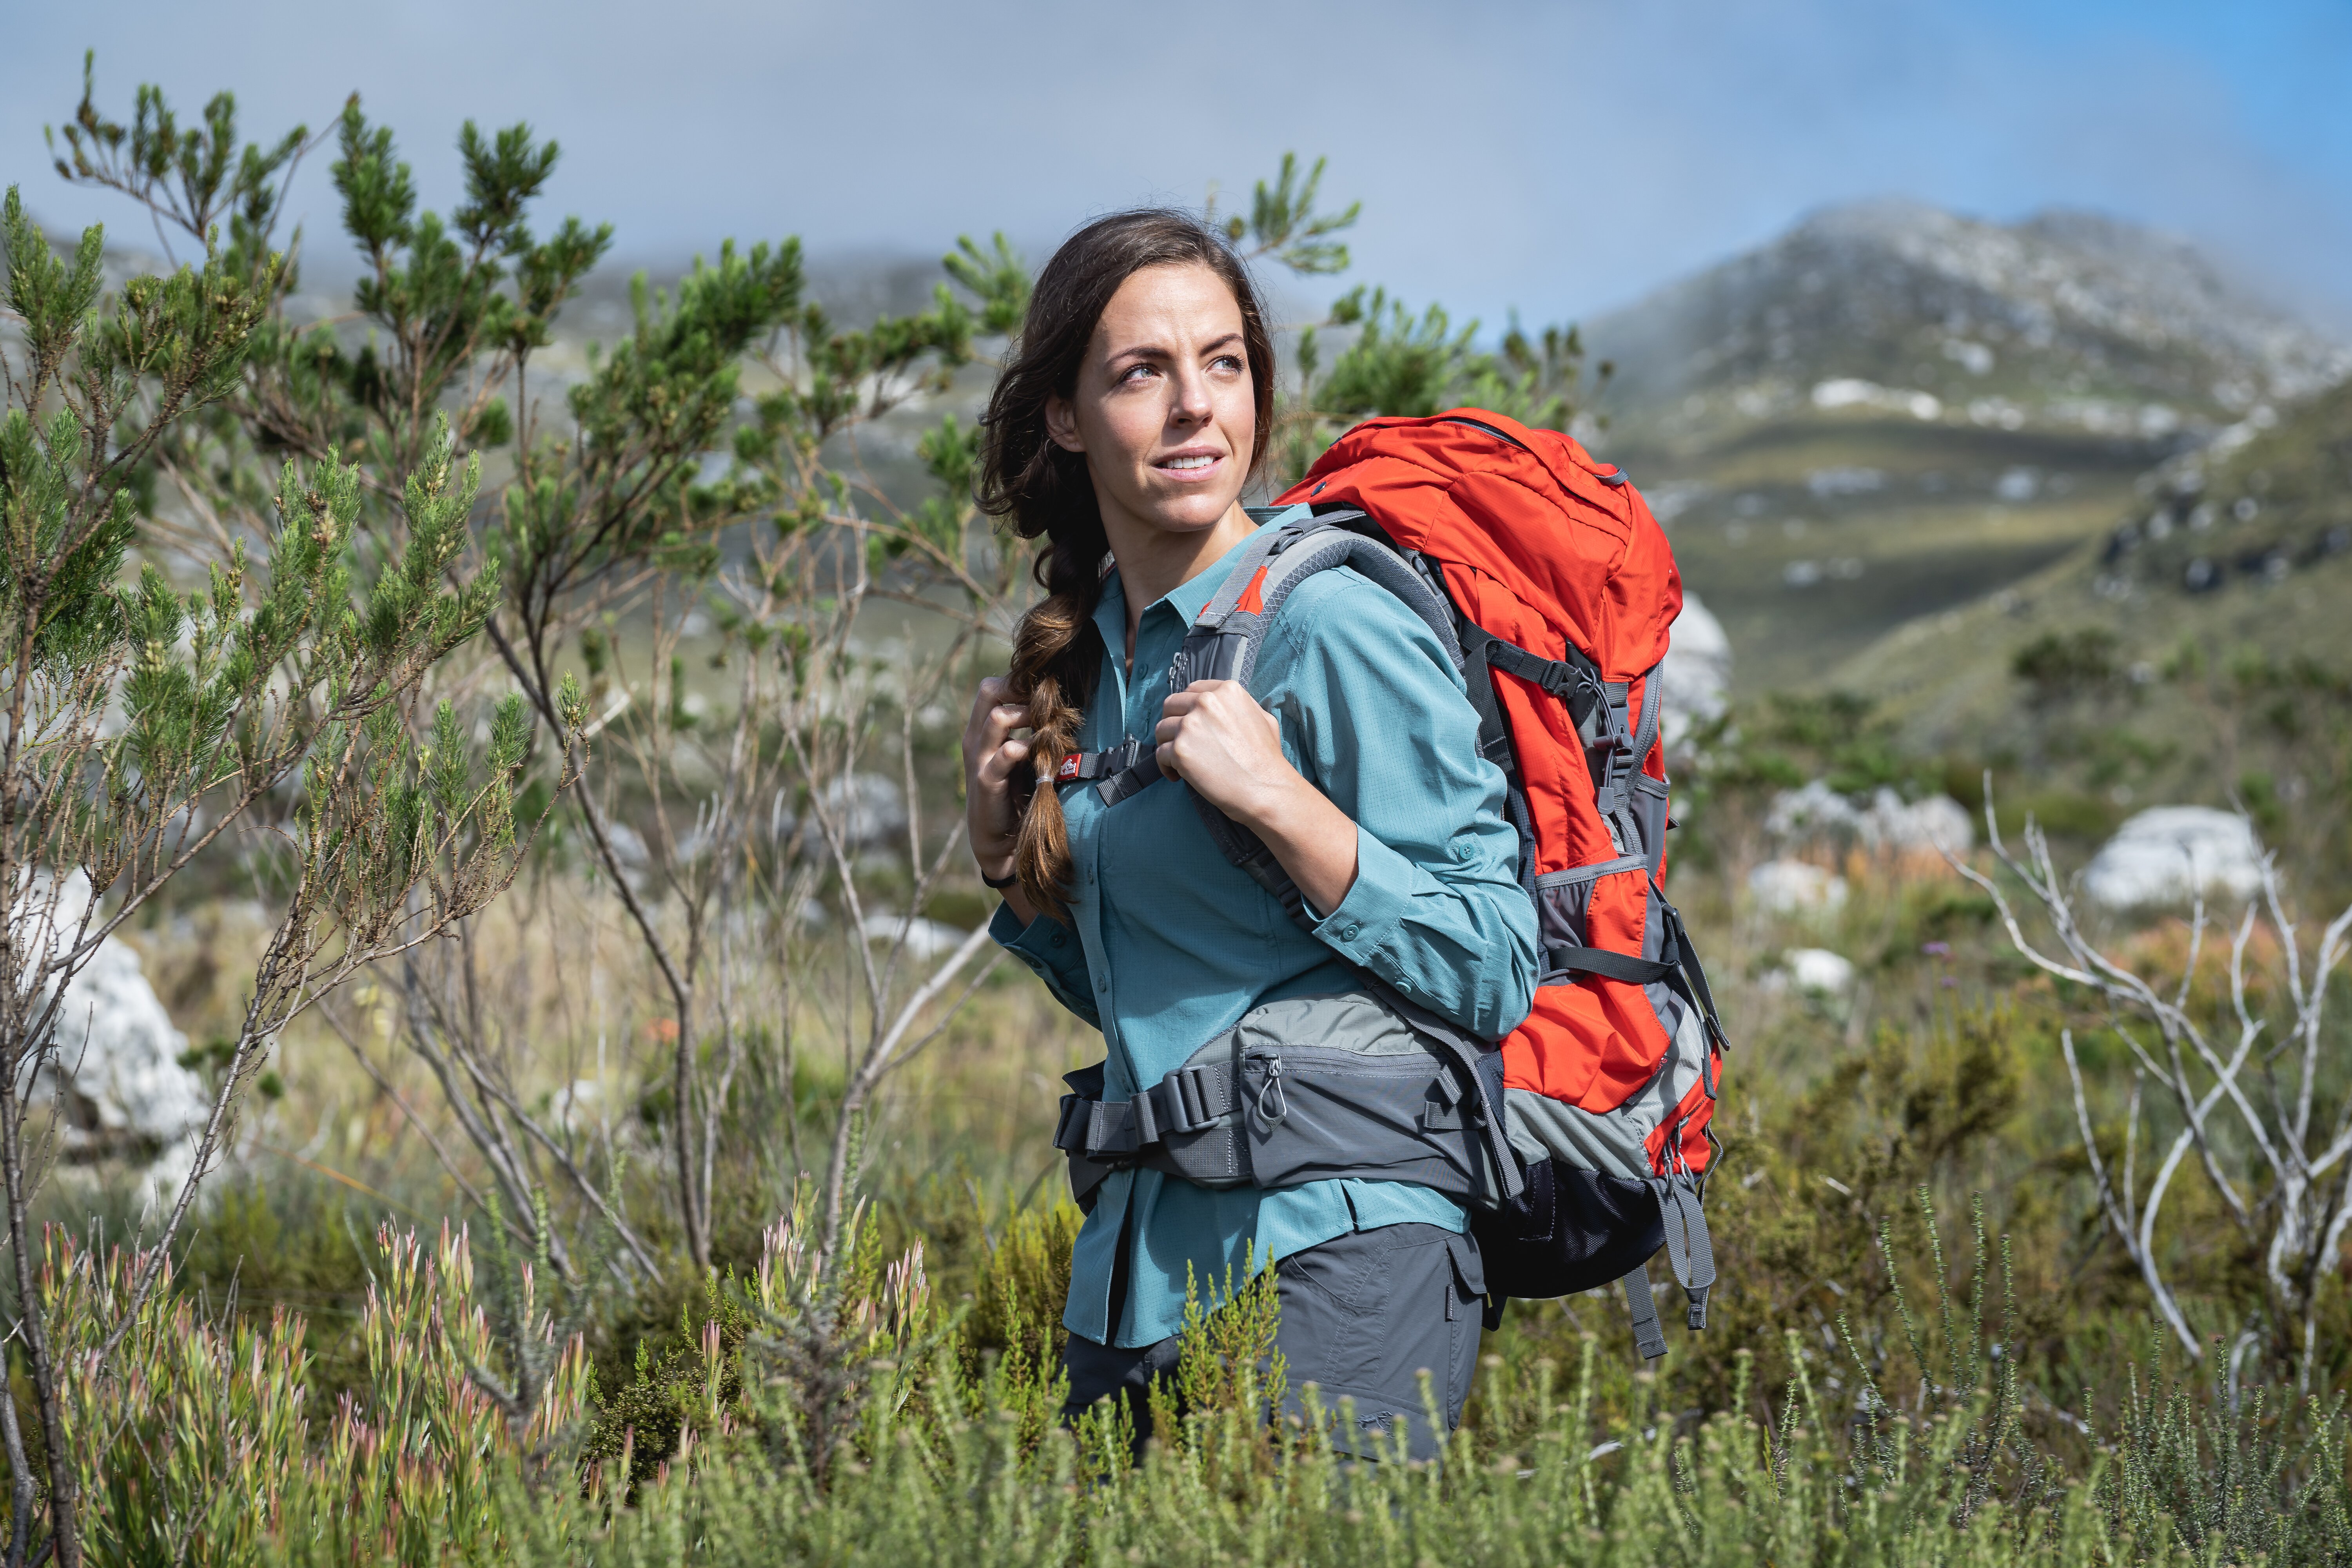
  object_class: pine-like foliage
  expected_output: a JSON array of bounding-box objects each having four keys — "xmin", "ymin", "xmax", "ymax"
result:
[{"xmin": 1, "ymin": 140, "xmax": 577, "ymax": 1562}]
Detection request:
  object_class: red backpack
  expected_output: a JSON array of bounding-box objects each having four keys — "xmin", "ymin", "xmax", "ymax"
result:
[
  {"xmin": 1280, "ymin": 410, "xmax": 1724, "ymax": 1353},
  {"xmin": 1063, "ymin": 408, "xmax": 1726, "ymax": 1357}
]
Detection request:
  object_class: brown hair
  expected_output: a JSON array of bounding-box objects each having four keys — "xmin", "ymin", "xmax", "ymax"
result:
[{"xmin": 978, "ymin": 209, "xmax": 1277, "ymax": 919}]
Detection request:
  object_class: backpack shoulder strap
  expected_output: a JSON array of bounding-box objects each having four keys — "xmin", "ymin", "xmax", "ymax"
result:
[
  {"xmin": 1084, "ymin": 509, "xmax": 1460, "ymax": 808},
  {"xmin": 1177, "ymin": 508, "xmax": 1465, "ymax": 690}
]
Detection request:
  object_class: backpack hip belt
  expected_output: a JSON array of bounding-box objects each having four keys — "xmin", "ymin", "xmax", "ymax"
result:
[{"xmin": 1050, "ymin": 986, "xmax": 1520, "ymax": 1213}]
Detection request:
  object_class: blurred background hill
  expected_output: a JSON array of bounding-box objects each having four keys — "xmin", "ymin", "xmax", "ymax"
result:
[{"xmin": 1588, "ymin": 199, "xmax": 2347, "ymax": 694}]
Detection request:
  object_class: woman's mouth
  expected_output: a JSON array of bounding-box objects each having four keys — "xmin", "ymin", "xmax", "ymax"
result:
[{"xmin": 1155, "ymin": 451, "xmax": 1223, "ymax": 481}]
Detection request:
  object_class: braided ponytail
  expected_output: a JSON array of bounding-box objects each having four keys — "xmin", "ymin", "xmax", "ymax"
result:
[
  {"xmin": 977, "ymin": 209, "xmax": 1276, "ymax": 920},
  {"xmin": 1002, "ymin": 510, "xmax": 1106, "ymax": 920}
]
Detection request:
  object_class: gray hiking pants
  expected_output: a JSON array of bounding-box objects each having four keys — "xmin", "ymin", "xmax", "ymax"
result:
[{"xmin": 1060, "ymin": 1221, "xmax": 1486, "ymax": 1460}]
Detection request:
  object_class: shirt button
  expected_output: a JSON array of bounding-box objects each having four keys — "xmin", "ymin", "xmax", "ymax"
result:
[
  {"xmin": 1095, "ymin": 976, "xmax": 1109, "ymax": 993},
  {"xmin": 1087, "ymin": 866, "xmax": 1097, "ymax": 885},
  {"xmin": 1051, "ymin": 931, "xmax": 1066, "ymax": 947},
  {"xmin": 1341, "ymin": 923, "xmax": 1361, "ymax": 941}
]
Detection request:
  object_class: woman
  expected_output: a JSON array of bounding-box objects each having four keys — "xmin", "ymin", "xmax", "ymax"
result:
[{"xmin": 959, "ymin": 209, "xmax": 1536, "ymax": 1456}]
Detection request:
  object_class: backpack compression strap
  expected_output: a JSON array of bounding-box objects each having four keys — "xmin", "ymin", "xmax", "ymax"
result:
[
  {"xmin": 1080, "ymin": 510, "xmax": 1465, "ymax": 812},
  {"xmin": 1460, "ymin": 624, "xmax": 1617, "ymax": 753},
  {"xmin": 1546, "ymin": 900, "xmax": 1729, "ymax": 1060}
]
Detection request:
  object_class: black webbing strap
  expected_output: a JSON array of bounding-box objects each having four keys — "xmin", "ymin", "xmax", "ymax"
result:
[
  {"xmin": 1095, "ymin": 749, "xmax": 1163, "ymax": 806},
  {"xmin": 1544, "ymin": 899, "xmax": 1730, "ymax": 1061},
  {"xmin": 1657, "ymin": 901, "xmax": 1729, "ymax": 1056},
  {"xmin": 1464, "ymin": 622, "xmax": 1613, "ymax": 746},
  {"xmin": 1053, "ymin": 1063, "xmax": 1117, "ymax": 1209},
  {"xmin": 1053, "ymin": 1060, "xmax": 1244, "ymax": 1159},
  {"xmin": 1623, "ymin": 1266, "xmax": 1668, "ymax": 1361},
  {"xmin": 1544, "ymin": 945, "xmax": 1674, "ymax": 985},
  {"xmin": 1054, "ymin": 737, "xmax": 1140, "ymax": 784}
]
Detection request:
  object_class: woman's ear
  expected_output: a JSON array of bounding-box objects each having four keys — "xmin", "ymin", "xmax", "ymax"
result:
[{"xmin": 1043, "ymin": 394, "xmax": 1084, "ymax": 454}]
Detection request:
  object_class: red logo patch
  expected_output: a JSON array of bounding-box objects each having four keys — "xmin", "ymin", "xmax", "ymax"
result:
[{"xmin": 1057, "ymin": 755, "xmax": 1081, "ymax": 781}]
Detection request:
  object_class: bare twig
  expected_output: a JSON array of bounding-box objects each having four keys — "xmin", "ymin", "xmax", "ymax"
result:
[{"xmin": 1959, "ymin": 784, "xmax": 2352, "ymax": 1383}]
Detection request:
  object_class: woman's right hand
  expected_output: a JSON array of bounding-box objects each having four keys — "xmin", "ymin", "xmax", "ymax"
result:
[{"xmin": 962, "ymin": 676, "xmax": 1033, "ymax": 898}]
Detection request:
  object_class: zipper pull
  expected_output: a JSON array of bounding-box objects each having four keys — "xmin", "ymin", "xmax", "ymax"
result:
[{"xmin": 1251, "ymin": 1054, "xmax": 1288, "ymax": 1128}]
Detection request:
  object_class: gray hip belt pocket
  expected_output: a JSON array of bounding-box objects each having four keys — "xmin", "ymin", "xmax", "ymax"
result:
[{"xmin": 1052, "ymin": 991, "xmax": 1502, "ymax": 1209}]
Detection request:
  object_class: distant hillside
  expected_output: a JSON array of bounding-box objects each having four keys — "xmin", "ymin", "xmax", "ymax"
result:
[
  {"xmin": 1593, "ymin": 199, "xmax": 2346, "ymax": 446},
  {"xmin": 1579, "ymin": 201, "xmax": 2348, "ymax": 693},
  {"xmin": 1841, "ymin": 374, "xmax": 2352, "ymax": 748}
]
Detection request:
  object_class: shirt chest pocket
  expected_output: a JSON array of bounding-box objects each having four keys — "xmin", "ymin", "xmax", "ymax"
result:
[{"xmin": 1092, "ymin": 769, "xmax": 1281, "ymax": 950}]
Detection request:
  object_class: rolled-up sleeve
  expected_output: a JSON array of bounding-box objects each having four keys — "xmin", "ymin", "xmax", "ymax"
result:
[
  {"xmin": 989, "ymin": 901, "xmax": 1100, "ymax": 1029},
  {"xmin": 1272, "ymin": 573, "xmax": 1537, "ymax": 1041}
]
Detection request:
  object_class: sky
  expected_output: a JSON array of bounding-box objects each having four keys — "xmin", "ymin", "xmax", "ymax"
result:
[{"xmin": 5, "ymin": 0, "xmax": 2349, "ymax": 332}]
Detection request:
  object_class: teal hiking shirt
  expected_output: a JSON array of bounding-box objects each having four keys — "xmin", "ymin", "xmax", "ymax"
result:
[{"xmin": 991, "ymin": 507, "xmax": 1538, "ymax": 1348}]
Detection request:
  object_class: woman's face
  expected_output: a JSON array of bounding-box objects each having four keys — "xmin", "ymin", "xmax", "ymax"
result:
[{"xmin": 1045, "ymin": 261, "xmax": 1255, "ymax": 542}]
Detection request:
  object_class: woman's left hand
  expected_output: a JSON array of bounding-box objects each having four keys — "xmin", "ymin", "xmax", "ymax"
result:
[
  {"xmin": 1155, "ymin": 680, "xmax": 1360, "ymax": 912},
  {"xmin": 1152, "ymin": 680, "xmax": 1293, "ymax": 822}
]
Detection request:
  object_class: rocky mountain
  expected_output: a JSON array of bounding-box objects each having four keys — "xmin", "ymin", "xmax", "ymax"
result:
[
  {"xmin": 1591, "ymin": 199, "xmax": 2348, "ymax": 449},
  {"xmin": 1576, "ymin": 201, "xmax": 2349, "ymax": 694}
]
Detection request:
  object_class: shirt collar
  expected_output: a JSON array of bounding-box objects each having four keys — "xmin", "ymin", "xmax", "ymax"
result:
[
  {"xmin": 1093, "ymin": 504, "xmax": 1313, "ymax": 648},
  {"xmin": 1089, "ymin": 567, "xmax": 1128, "ymax": 656}
]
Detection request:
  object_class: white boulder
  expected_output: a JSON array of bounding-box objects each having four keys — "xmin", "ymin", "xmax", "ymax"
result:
[
  {"xmin": 1776, "ymin": 947, "xmax": 1857, "ymax": 996},
  {"xmin": 858, "ymin": 914, "xmax": 976, "ymax": 960},
  {"xmin": 1860, "ymin": 790, "xmax": 1973, "ymax": 855},
  {"xmin": 11, "ymin": 874, "xmax": 210, "ymax": 1206},
  {"xmin": 2082, "ymin": 807, "xmax": 2264, "ymax": 910},
  {"xmin": 1748, "ymin": 859, "xmax": 1849, "ymax": 915},
  {"xmin": 42, "ymin": 934, "xmax": 212, "ymax": 1157},
  {"xmin": 1766, "ymin": 780, "xmax": 1857, "ymax": 842},
  {"xmin": 1658, "ymin": 592, "xmax": 1731, "ymax": 754},
  {"xmin": 1768, "ymin": 780, "xmax": 1972, "ymax": 855}
]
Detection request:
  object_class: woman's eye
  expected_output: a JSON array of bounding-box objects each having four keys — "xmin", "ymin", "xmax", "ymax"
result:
[
  {"xmin": 1211, "ymin": 354, "xmax": 1245, "ymax": 373},
  {"xmin": 1120, "ymin": 363, "xmax": 1157, "ymax": 384}
]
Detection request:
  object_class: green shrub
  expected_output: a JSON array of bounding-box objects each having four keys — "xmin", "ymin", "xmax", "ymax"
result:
[
  {"xmin": 964, "ymin": 1198, "xmax": 1081, "ymax": 1361},
  {"xmin": 43, "ymin": 1232, "xmax": 310, "ymax": 1568}
]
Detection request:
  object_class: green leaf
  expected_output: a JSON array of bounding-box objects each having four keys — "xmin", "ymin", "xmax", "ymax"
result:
[{"xmin": 943, "ymin": 232, "xmax": 1030, "ymax": 336}]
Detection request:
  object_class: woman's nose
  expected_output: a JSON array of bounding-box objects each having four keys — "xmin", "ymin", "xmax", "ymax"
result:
[{"xmin": 1169, "ymin": 367, "xmax": 1212, "ymax": 426}]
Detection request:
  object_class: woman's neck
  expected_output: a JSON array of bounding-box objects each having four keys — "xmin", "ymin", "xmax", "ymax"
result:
[{"xmin": 1104, "ymin": 500, "xmax": 1258, "ymax": 664}]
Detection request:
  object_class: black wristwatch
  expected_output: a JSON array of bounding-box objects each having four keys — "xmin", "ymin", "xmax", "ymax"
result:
[{"xmin": 981, "ymin": 864, "xmax": 1019, "ymax": 890}]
